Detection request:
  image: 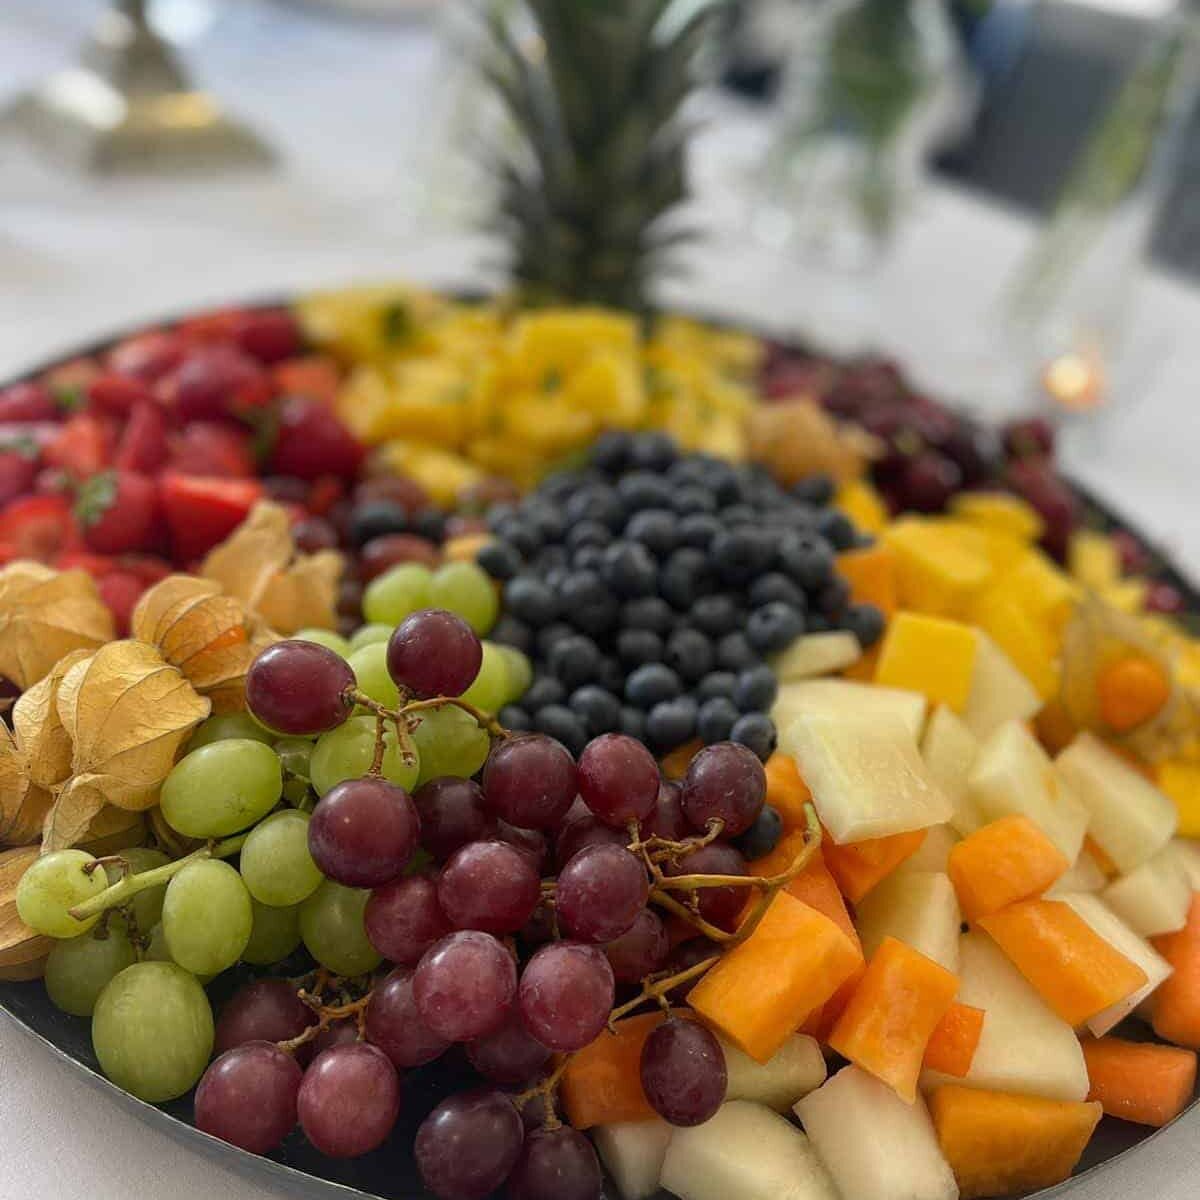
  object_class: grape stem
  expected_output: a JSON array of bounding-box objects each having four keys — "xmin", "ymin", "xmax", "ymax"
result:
[
  {"xmin": 279, "ymin": 992, "xmax": 373, "ymax": 1053},
  {"xmin": 66, "ymin": 834, "xmax": 250, "ymax": 922},
  {"xmin": 513, "ymin": 1056, "xmax": 571, "ymax": 1130},
  {"xmin": 625, "ymin": 818, "xmax": 725, "ymax": 865},
  {"xmin": 609, "ymin": 954, "xmax": 722, "ymax": 1024}
]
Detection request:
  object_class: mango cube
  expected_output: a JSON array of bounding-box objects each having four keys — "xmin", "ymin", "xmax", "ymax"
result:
[
  {"xmin": 983, "ymin": 550, "xmax": 1079, "ymax": 636},
  {"xmin": 875, "ymin": 613, "xmax": 980, "ymax": 713},
  {"xmin": 835, "ymin": 480, "xmax": 889, "ymax": 536},
  {"xmin": 883, "ymin": 519, "xmax": 994, "ymax": 618},
  {"xmin": 1069, "ymin": 531, "xmax": 1121, "ymax": 590},
  {"xmin": 970, "ymin": 589, "xmax": 1059, "ymax": 701},
  {"xmin": 950, "ymin": 492, "xmax": 1045, "ymax": 543},
  {"xmin": 1158, "ymin": 760, "xmax": 1200, "ymax": 839},
  {"xmin": 837, "ymin": 544, "xmax": 898, "ymax": 616}
]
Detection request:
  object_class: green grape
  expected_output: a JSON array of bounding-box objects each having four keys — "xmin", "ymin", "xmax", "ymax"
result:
[
  {"xmin": 429, "ymin": 560, "xmax": 498, "ymax": 634},
  {"xmin": 497, "ymin": 645, "xmax": 533, "ymax": 702},
  {"xmin": 242, "ymin": 899, "xmax": 302, "ymax": 966},
  {"xmin": 45, "ymin": 924, "xmax": 136, "ymax": 1016},
  {"xmin": 299, "ymin": 881, "xmax": 382, "ymax": 976},
  {"xmin": 460, "ymin": 642, "xmax": 511, "ymax": 714},
  {"xmin": 350, "ymin": 623, "xmax": 393, "ymax": 651},
  {"xmin": 294, "ymin": 627, "xmax": 352, "ymax": 657},
  {"xmin": 92, "ymin": 962, "xmax": 213, "ymax": 1102},
  {"xmin": 16, "ymin": 850, "xmax": 108, "ymax": 938},
  {"xmin": 162, "ymin": 860, "xmax": 252, "ymax": 976},
  {"xmin": 347, "ymin": 641, "xmax": 401, "ymax": 710},
  {"xmin": 186, "ymin": 711, "xmax": 273, "ymax": 752},
  {"xmin": 240, "ymin": 810, "xmax": 323, "ymax": 906},
  {"xmin": 411, "ymin": 705, "xmax": 490, "ymax": 785},
  {"xmin": 160, "ymin": 739, "xmax": 283, "ymax": 838},
  {"xmin": 275, "ymin": 737, "xmax": 315, "ymax": 808},
  {"xmin": 310, "ymin": 715, "xmax": 420, "ymax": 796},
  {"xmin": 105, "ymin": 848, "xmax": 170, "ymax": 934},
  {"xmin": 363, "ymin": 563, "xmax": 432, "ymax": 626},
  {"xmin": 143, "ymin": 922, "xmax": 215, "ymax": 983}
]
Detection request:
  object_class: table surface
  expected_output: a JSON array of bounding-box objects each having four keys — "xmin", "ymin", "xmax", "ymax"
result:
[{"xmin": 2, "ymin": 4, "xmax": 1200, "ymax": 1199}]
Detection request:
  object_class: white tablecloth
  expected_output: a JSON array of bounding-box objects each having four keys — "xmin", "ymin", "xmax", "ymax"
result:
[{"xmin": 2, "ymin": 4, "xmax": 1200, "ymax": 1199}]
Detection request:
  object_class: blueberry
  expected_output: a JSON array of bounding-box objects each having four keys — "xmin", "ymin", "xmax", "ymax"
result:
[
  {"xmin": 719, "ymin": 504, "xmax": 757, "ymax": 527},
  {"xmin": 559, "ymin": 570, "xmax": 618, "ymax": 636},
  {"xmin": 625, "ymin": 663, "xmax": 683, "ymax": 709},
  {"xmin": 671, "ymin": 486, "xmax": 719, "ymax": 516},
  {"xmin": 816, "ymin": 508, "xmax": 856, "ymax": 551},
  {"xmin": 716, "ymin": 632, "xmax": 758, "ymax": 673},
  {"xmin": 705, "ymin": 465, "xmax": 743, "ymax": 505},
  {"xmin": 601, "ymin": 541, "xmax": 659, "ymax": 599},
  {"xmin": 524, "ymin": 502, "xmax": 566, "ymax": 543},
  {"xmin": 490, "ymin": 614, "xmax": 533, "ymax": 654},
  {"xmin": 660, "ymin": 548, "xmax": 713, "ymax": 610},
  {"xmin": 492, "ymin": 516, "xmax": 541, "ymax": 559},
  {"xmin": 616, "ymin": 471, "xmax": 673, "ymax": 513},
  {"xmin": 569, "ymin": 685, "xmax": 623, "ymax": 736},
  {"xmin": 618, "ymin": 706, "xmax": 647, "ymax": 740},
  {"xmin": 791, "ymin": 474, "xmax": 835, "ymax": 506},
  {"xmin": 591, "ymin": 430, "xmax": 635, "ymax": 474},
  {"xmin": 807, "ymin": 613, "xmax": 832, "ymax": 634},
  {"xmin": 730, "ymin": 712, "xmax": 777, "ymax": 762},
  {"xmin": 565, "ymin": 520, "xmax": 612, "ymax": 551},
  {"xmin": 617, "ymin": 628, "xmax": 664, "ymax": 667},
  {"xmin": 677, "ymin": 513, "xmax": 721, "ymax": 549},
  {"xmin": 565, "ymin": 486, "xmax": 623, "ymax": 532},
  {"xmin": 536, "ymin": 621, "xmax": 574, "ymax": 656},
  {"xmin": 734, "ymin": 804, "xmax": 784, "ymax": 860},
  {"xmin": 349, "ymin": 501, "xmax": 408, "ymax": 547},
  {"xmin": 534, "ymin": 704, "xmax": 589, "ymax": 756},
  {"xmin": 842, "ymin": 602, "xmax": 886, "ymax": 649},
  {"xmin": 486, "ymin": 502, "xmax": 519, "ymax": 532},
  {"xmin": 477, "ymin": 539, "xmax": 523, "ymax": 581},
  {"xmin": 748, "ymin": 572, "xmax": 806, "ymax": 610},
  {"xmin": 629, "ymin": 432, "xmax": 678, "ymax": 471},
  {"xmin": 645, "ymin": 697, "xmax": 699, "ymax": 752},
  {"xmin": 621, "ymin": 596, "xmax": 675, "ymax": 635},
  {"xmin": 548, "ymin": 635, "xmax": 602, "ymax": 691},
  {"xmin": 818, "ymin": 576, "xmax": 851, "ymax": 618},
  {"xmin": 664, "ymin": 628, "xmax": 715, "ymax": 684},
  {"xmin": 695, "ymin": 671, "xmax": 737, "ymax": 702},
  {"xmin": 572, "ymin": 545, "xmax": 605, "ymax": 572},
  {"xmin": 778, "ymin": 531, "xmax": 835, "ymax": 592},
  {"xmin": 697, "ymin": 697, "xmax": 739, "ymax": 744},
  {"xmin": 746, "ymin": 602, "xmax": 805, "ymax": 655},
  {"xmin": 733, "ymin": 664, "xmax": 778, "ymax": 713},
  {"xmin": 498, "ymin": 705, "xmax": 532, "ymax": 732},
  {"xmin": 524, "ymin": 676, "xmax": 567, "ymax": 711},
  {"xmin": 539, "ymin": 552, "xmax": 569, "ymax": 578},
  {"xmin": 595, "ymin": 655, "xmax": 625, "ymax": 695},
  {"xmin": 712, "ymin": 527, "xmax": 776, "ymax": 584},
  {"xmin": 625, "ymin": 508, "xmax": 679, "ymax": 557},
  {"xmin": 505, "ymin": 576, "xmax": 559, "ymax": 625},
  {"xmin": 690, "ymin": 593, "xmax": 740, "ymax": 638}
]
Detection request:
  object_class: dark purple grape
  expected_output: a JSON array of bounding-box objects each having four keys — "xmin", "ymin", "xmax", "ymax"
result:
[
  {"xmin": 639, "ymin": 780, "xmax": 688, "ymax": 841},
  {"xmin": 604, "ymin": 908, "xmax": 670, "ymax": 984},
  {"xmin": 297, "ymin": 1043, "xmax": 400, "ymax": 1158},
  {"xmin": 246, "ymin": 640, "xmax": 354, "ymax": 735},
  {"xmin": 194, "ymin": 1042, "xmax": 302, "ymax": 1154},
  {"xmin": 214, "ymin": 978, "xmax": 315, "ymax": 1058},
  {"xmin": 640, "ymin": 1017, "xmax": 727, "ymax": 1126},
  {"xmin": 507, "ymin": 1125, "xmax": 603, "ymax": 1200},
  {"xmin": 311, "ymin": 1020, "xmax": 360, "ymax": 1056},
  {"xmin": 365, "ymin": 873, "xmax": 451, "ymax": 964},
  {"xmin": 554, "ymin": 800, "xmax": 629, "ymax": 868},
  {"xmin": 387, "ymin": 608, "xmax": 482, "ymax": 698},
  {"xmin": 555, "ymin": 844, "xmax": 648, "ymax": 943},
  {"xmin": 519, "ymin": 941, "xmax": 614, "ymax": 1053},
  {"xmin": 1003, "ymin": 415, "xmax": 1056, "ymax": 459},
  {"xmin": 663, "ymin": 842, "xmax": 749, "ymax": 931},
  {"xmin": 482, "ymin": 735, "xmax": 577, "ymax": 830},
  {"xmin": 496, "ymin": 821, "xmax": 549, "ymax": 874},
  {"xmin": 366, "ymin": 967, "xmax": 452, "ymax": 1067},
  {"xmin": 414, "ymin": 930, "xmax": 517, "ymax": 1042},
  {"xmin": 576, "ymin": 734, "xmax": 660, "ymax": 828},
  {"xmin": 900, "ymin": 453, "xmax": 962, "ymax": 513},
  {"xmin": 466, "ymin": 1011, "xmax": 552, "ymax": 1085},
  {"xmin": 664, "ymin": 939, "xmax": 722, "ymax": 1003},
  {"xmin": 437, "ymin": 841, "xmax": 541, "ymax": 935},
  {"xmin": 413, "ymin": 777, "xmax": 495, "ymax": 861},
  {"xmin": 415, "ymin": 1088, "xmax": 524, "ymax": 1200},
  {"xmin": 308, "ymin": 776, "xmax": 420, "ymax": 887},
  {"xmin": 681, "ymin": 742, "xmax": 766, "ymax": 837}
]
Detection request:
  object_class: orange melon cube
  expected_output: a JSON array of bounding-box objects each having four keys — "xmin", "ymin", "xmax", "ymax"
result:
[
  {"xmin": 836, "ymin": 543, "xmax": 898, "ymax": 616},
  {"xmin": 560, "ymin": 1011, "xmax": 665, "ymax": 1129},
  {"xmin": 923, "ymin": 1001, "xmax": 985, "ymax": 1078},
  {"xmin": 948, "ymin": 815, "xmax": 1071, "ymax": 922},
  {"xmin": 824, "ymin": 829, "xmax": 928, "ymax": 904}
]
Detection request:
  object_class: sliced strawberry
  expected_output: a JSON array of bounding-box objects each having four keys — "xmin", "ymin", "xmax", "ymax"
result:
[
  {"xmin": 43, "ymin": 357, "xmax": 100, "ymax": 394},
  {"xmin": 115, "ymin": 402, "xmax": 170, "ymax": 474},
  {"xmin": 231, "ymin": 309, "xmax": 303, "ymax": 364},
  {"xmin": 75, "ymin": 470, "xmax": 160, "ymax": 555},
  {"xmin": 273, "ymin": 355, "xmax": 342, "ymax": 405},
  {"xmin": 0, "ymin": 494, "xmax": 83, "ymax": 562},
  {"xmin": 88, "ymin": 372, "xmax": 156, "ymax": 418},
  {"xmin": 0, "ymin": 447, "xmax": 38, "ymax": 507},
  {"xmin": 113, "ymin": 553, "xmax": 172, "ymax": 588},
  {"xmin": 98, "ymin": 570, "xmax": 148, "ymax": 637},
  {"xmin": 0, "ymin": 382, "xmax": 57, "ymax": 423},
  {"xmin": 34, "ymin": 467, "xmax": 71, "ymax": 496},
  {"xmin": 107, "ymin": 330, "xmax": 187, "ymax": 382},
  {"xmin": 176, "ymin": 309, "xmax": 246, "ymax": 345},
  {"xmin": 267, "ymin": 396, "xmax": 364, "ymax": 481},
  {"xmin": 44, "ymin": 414, "xmax": 116, "ymax": 480},
  {"xmin": 167, "ymin": 344, "xmax": 272, "ymax": 423},
  {"xmin": 159, "ymin": 473, "xmax": 263, "ymax": 561},
  {"xmin": 56, "ymin": 550, "xmax": 117, "ymax": 577},
  {"xmin": 169, "ymin": 421, "xmax": 255, "ymax": 478}
]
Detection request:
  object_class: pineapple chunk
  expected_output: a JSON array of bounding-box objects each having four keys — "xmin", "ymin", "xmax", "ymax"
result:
[
  {"xmin": 1056, "ymin": 733, "xmax": 1177, "ymax": 873},
  {"xmin": 594, "ymin": 1120, "xmax": 673, "ymax": 1200},
  {"xmin": 507, "ymin": 308, "xmax": 639, "ymax": 378},
  {"xmin": 781, "ymin": 713, "xmax": 953, "ymax": 844},
  {"xmin": 773, "ymin": 679, "xmax": 928, "ymax": 743},
  {"xmin": 856, "ymin": 871, "xmax": 962, "ymax": 972},
  {"xmin": 874, "ymin": 613, "xmax": 980, "ymax": 714},
  {"xmin": 796, "ymin": 1066, "xmax": 957, "ymax": 1200},
  {"xmin": 921, "ymin": 706, "xmax": 983, "ymax": 835},
  {"xmin": 722, "ymin": 1033, "xmax": 827, "ymax": 1112},
  {"xmin": 962, "ymin": 632, "xmax": 1044, "ymax": 741},
  {"xmin": 1101, "ymin": 848, "xmax": 1191, "ymax": 938},
  {"xmin": 659, "ymin": 1102, "xmax": 838, "ymax": 1200},
  {"xmin": 772, "ymin": 633, "xmax": 861, "ymax": 682}
]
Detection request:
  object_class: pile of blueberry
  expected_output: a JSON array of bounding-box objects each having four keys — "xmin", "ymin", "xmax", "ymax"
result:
[{"xmin": 476, "ymin": 432, "xmax": 884, "ymax": 759}]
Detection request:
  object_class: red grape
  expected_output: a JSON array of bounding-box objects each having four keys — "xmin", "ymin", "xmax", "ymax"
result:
[
  {"xmin": 231, "ymin": 308, "xmax": 302, "ymax": 363},
  {"xmin": 640, "ymin": 780, "xmax": 688, "ymax": 841},
  {"xmin": 482, "ymin": 734, "xmax": 577, "ymax": 830},
  {"xmin": 308, "ymin": 776, "xmax": 420, "ymax": 887},
  {"xmin": 214, "ymin": 978, "xmax": 315, "ymax": 1058},
  {"xmin": 577, "ymin": 734, "xmax": 660, "ymax": 828},
  {"xmin": 604, "ymin": 908, "xmax": 670, "ymax": 984},
  {"xmin": 663, "ymin": 842, "xmax": 749, "ymax": 931},
  {"xmin": 664, "ymin": 938, "xmax": 721, "ymax": 1003},
  {"xmin": 437, "ymin": 841, "xmax": 540, "ymax": 935},
  {"xmin": 640, "ymin": 1017, "xmax": 727, "ymax": 1126},
  {"xmin": 246, "ymin": 639, "xmax": 355, "ymax": 735},
  {"xmin": 496, "ymin": 821, "xmax": 549, "ymax": 874},
  {"xmin": 194, "ymin": 1041, "xmax": 301, "ymax": 1154},
  {"xmin": 1147, "ymin": 581, "xmax": 1185, "ymax": 615},
  {"xmin": 466, "ymin": 1010, "xmax": 552, "ymax": 1085},
  {"xmin": 355, "ymin": 475, "xmax": 430, "ymax": 513},
  {"xmin": 414, "ymin": 930, "xmax": 517, "ymax": 1041},
  {"xmin": 554, "ymin": 803, "xmax": 628, "ymax": 868},
  {"xmin": 292, "ymin": 516, "xmax": 339, "ymax": 554},
  {"xmin": 1007, "ymin": 459, "xmax": 1078, "ymax": 561},
  {"xmin": 359, "ymin": 532, "xmax": 440, "ymax": 580},
  {"xmin": 899, "ymin": 452, "xmax": 962, "ymax": 513},
  {"xmin": 518, "ymin": 941, "xmax": 614, "ymax": 1052},
  {"xmin": 365, "ymin": 873, "xmax": 451, "ymax": 964},
  {"xmin": 1003, "ymin": 416, "xmax": 1056, "ymax": 459},
  {"xmin": 681, "ymin": 742, "xmax": 766, "ymax": 837},
  {"xmin": 387, "ymin": 609, "xmax": 482, "ymax": 698},
  {"xmin": 311, "ymin": 1020, "xmax": 360, "ymax": 1056},
  {"xmin": 415, "ymin": 1088, "xmax": 524, "ymax": 1200},
  {"xmin": 555, "ymin": 844, "xmax": 648, "ymax": 943},
  {"xmin": 365, "ymin": 967, "xmax": 451, "ymax": 1067},
  {"xmin": 413, "ymin": 777, "xmax": 496, "ymax": 861},
  {"xmin": 297, "ymin": 1042, "xmax": 400, "ymax": 1158},
  {"xmin": 507, "ymin": 1125, "xmax": 602, "ymax": 1200}
]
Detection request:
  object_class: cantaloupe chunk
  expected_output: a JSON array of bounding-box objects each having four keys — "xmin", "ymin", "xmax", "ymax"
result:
[
  {"xmin": 659, "ymin": 1101, "xmax": 839, "ymax": 1200},
  {"xmin": 836, "ymin": 543, "xmax": 898, "ymax": 615},
  {"xmin": 874, "ymin": 613, "xmax": 980, "ymax": 714},
  {"xmin": 722, "ymin": 1033, "xmax": 827, "ymax": 1112},
  {"xmin": 962, "ymin": 631, "xmax": 1044, "ymax": 740},
  {"xmin": 774, "ymin": 679, "xmax": 928, "ymax": 742},
  {"xmin": 923, "ymin": 1002, "xmax": 985, "ymax": 1077},
  {"xmin": 883, "ymin": 518, "xmax": 994, "ymax": 618},
  {"xmin": 1057, "ymin": 733, "xmax": 1177, "ymax": 873},
  {"xmin": 948, "ymin": 815, "xmax": 1070, "ymax": 923},
  {"xmin": 896, "ymin": 823, "xmax": 960, "ymax": 876},
  {"xmin": 773, "ymin": 633, "xmax": 861, "ymax": 681},
  {"xmin": 1081, "ymin": 1037, "xmax": 1198, "ymax": 1127},
  {"xmin": 929, "ymin": 1085, "xmax": 1102, "ymax": 1200},
  {"xmin": 856, "ymin": 871, "xmax": 961, "ymax": 973},
  {"xmin": 921, "ymin": 932, "xmax": 1089, "ymax": 1102},
  {"xmin": 796, "ymin": 1066, "xmax": 957, "ymax": 1200},
  {"xmin": 594, "ymin": 1120, "xmax": 673, "ymax": 1200},
  {"xmin": 560, "ymin": 1012, "xmax": 664, "ymax": 1128},
  {"xmin": 1152, "ymin": 893, "xmax": 1200, "ymax": 1048},
  {"xmin": 921, "ymin": 706, "xmax": 983, "ymax": 835},
  {"xmin": 763, "ymin": 753, "xmax": 812, "ymax": 832},
  {"xmin": 688, "ymin": 892, "xmax": 861, "ymax": 1064},
  {"xmin": 1103, "ymin": 848, "xmax": 1191, "ymax": 937},
  {"xmin": 824, "ymin": 829, "xmax": 927, "ymax": 903},
  {"xmin": 977, "ymin": 899, "xmax": 1148, "ymax": 1027}
]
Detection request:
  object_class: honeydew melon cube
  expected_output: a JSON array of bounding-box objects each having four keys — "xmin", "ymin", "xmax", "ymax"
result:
[
  {"xmin": 1167, "ymin": 838, "xmax": 1200, "ymax": 889},
  {"xmin": 781, "ymin": 712, "xmax": 952, "ymax": 844},
  {"xmin": 855, "ymin": 871, "xmax": 961, "ymax": 973},
  {"xmin": 921, "ymin": 706, "xmax": 983, "ymax": 835},
  {"xmin": 594, "ymin": 1120, "xmax": 673, "ymax": 1200},
  {"xmin": 796, "ymin": 1066, "xmax": 957, "ymax": 1200},
  {"xmin": 921, "ymin": 931, "xmax": 1089, "ymax": 1102},
  {"xmin": 962, "ymin": 632, "xmax": 1044, "ymax": 740},
  {"xmin": 722, "ymin": 1033, "xmax": 827, "ymax": 1112},
  {"xmin": 1102, "ymin": 848, "xmax": 1191, "ymax": 938},
  {"xmin": 1056, "ymin": 733, "xmax": 1177, "ymax": 874},
  {"xmin": 883, "ymin": 518, "xmax": 995, "ymax": 618},
  {"xmin": 874, "ymin": 612, "xmax": 980, "ymax": 714},
  {"xmin": 773, "ymin": 679, "xmax": 928, "ymax": 743},
  {"xmin": 896, "ymin": 823, "xmax": 961, "ymax": 876},
  {"xmin": 1045, "ymin": 848, "xmax": 1108, "ymax": 897},
  {"xmin": 772, "ymin": 633, "xmax": 861, "ymax": 682},
  {"xmin": 659, "ymin": 1101, "xmax": 838, "ymax": 1200}
]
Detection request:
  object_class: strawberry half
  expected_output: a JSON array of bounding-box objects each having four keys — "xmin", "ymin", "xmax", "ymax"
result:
[
  {"xmin": 0, "ymin": 494, "xmax": 83, "ymax": 562},
  {"xmin": 169, "ymin": 421, "xmax": 255, "ymax": 478},
  {"xmin": 107, "ymin": 330, "xmax": 187, "ymax": 382},
  {"xmin": 159, "ymin": 472, "xmax": 263, "ymax": 562},
  {"xmin": 76, "ymin": 470, "xmax": 160, "ymax": 555},
  {"xmin": 168, "ymin": 344, "xmax": 272, "ymax": 423},
  {"xmin": 0, "ymin": 382, "xmax": 57, "ymax": 423},
  {"xmin": 267, "ymin": 396, "xmax": 364, "ymax": 481},
  {"xmin": 115, "ymin": 403, "xmax": 170, "ymax": 474},
  {"xmin": 44, "ymin": 414, "xmax": 116, "ymax": 480},
  {"xmin": 0, "ymin": 445, "xmax": 38, "ymax": 508}
]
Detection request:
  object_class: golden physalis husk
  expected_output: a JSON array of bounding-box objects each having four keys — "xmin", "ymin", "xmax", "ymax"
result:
[
  {"xmin": 77, "ymin": 806, "xmax": 148, "ymax": 857},
  {"xmin": 746, "ymin": 398, "xmax": 879, "ymax": 487},
  {"xmin": 0, "ymin": 845, "xmax": 52, "ymax": 980},
  {"xmin": 148, "ymin": 806, "xmax": 202, "ymax": 861},
  {"xmin": 0, "ymin": 722, "xmax": 39, "ymax": 848},
  {"xmin": 255, "ymin": 551, "xmax": 343, "ymax": 636},
  {"xmin": 0, "ymin": 563, "xmax": 114, "ymax": 690},
  {"xmin": 12, "ymin": 648, "xmax": 91, "ymax": 792}
]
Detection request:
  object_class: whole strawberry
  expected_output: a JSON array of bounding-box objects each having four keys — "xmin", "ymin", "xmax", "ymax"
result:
[{"xmin": 76, "ymin": 470, "xmax": 160, "ymax": 554}]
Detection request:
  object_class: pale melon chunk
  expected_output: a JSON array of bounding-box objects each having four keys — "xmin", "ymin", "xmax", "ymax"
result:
[
  {"xmin": 722, "ymin": 1033, "xmax": 827, "ymax": 1112},
  {"xmin": 1046, "ymin": 848, "xmax": 1108, "ymax": 897},
  {"xmin": 1059, "ymin": 891, "xmax": 1174, "ymax": 1035},
  {"xmin": 773, "ymin": 679, "xmax": 928, "ymax": 743},
  {"xmin": 773, "ymin": 633, "xmax": 861, "ymax": 682},
  {"xmin": 968, "ymin": 721, "xmax": 1089, "ymax": 863},
  {"xmin": 1102, "ymin": 848, "xmax": 1191, "ymax": 937},
  {"xmin": 962, "ymin": 631, "xmax": 1042, "ymax": 740},
  {"xmin": 921, "ymin": 931, "xmax": 1089, "ymax": 1102},
  {"xmin": 796, "ymin": 1066, "xmax": 957, "ymax": 1200},
  {"xmin": 856, "ymin": 871, "xmax": 961, "ymax": 973},
  {"xmin": 896, "ymin": 823, "xmax": 961, "ymax": 877},
  {"xmin": 659, "ymin": 1101, "xmax": 839, "ymax": 1200},
  {"xmin": 1056, "ymin": 733, "xmax": 1177, "ymax": 874},
  {"xmin": 781, "ymin": 712, "xmax": 952, "ymax": 843},
  {"xmin": 594, "ymin": 1120, "xmax": 673, "ymax": 1200},
  {"xmin": 1167, "ymin": 838, "xmax": 1200, "ymax": 889},
  {"xmin": 921, "ymin": 706, "xmax": 984, "ymax": 835}
]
